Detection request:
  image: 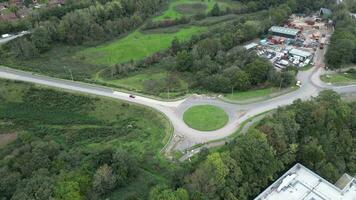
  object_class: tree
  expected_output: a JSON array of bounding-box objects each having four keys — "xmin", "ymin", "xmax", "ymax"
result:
[
  {"xmin": 93, "ymin": 164, "xmax": 117, "ymax": 195},
  {"xmin": 11, "ymin": 169, "xmax": 55, "ymax": 200},
  {"xmin": 149, "ymin": 185, "xmax": 189, "ymax": 200},
  {"xmin": 235, "ymin": 70, "xmax": 251, "ymax": 91},
  {"xmin": 176, "ymin": 50, "xmax": 193, "ymax": 71},
  {"xmin": 10, "ymin": 37, "xmax": 38, "ymax": 59},
  {"xmin": 185, "ymin": 152, "xmax": 229, "ymax": 199},
  {"xmin": 55, "ymin": 181, "xmax": 83, "ymax": 200},
  {"xmin": 171, "ymin": 37, "xmax": 181, "ymax": 55},
  {"xmin": 31, "ymin": 26, "xmax": 52, "ymax": 53},
  {"xmin": 245, "ymin": 59, "xmax": 271, "ymax": 85},
  {"xmin": 211, "ymin": 3, "xmax": 221, "ymax": 16}
]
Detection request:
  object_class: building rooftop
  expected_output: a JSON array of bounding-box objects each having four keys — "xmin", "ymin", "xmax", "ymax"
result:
[
  {"xmin": 289, "ymin": 48, "xmax": 312, "ymax": 58},
  {"xmin": 320, "ymin": 8, "xmax": 333, "ymax": 16},
  {"xmin": 269, "ymin": 26, "xmax": 300, "ymax": 37},
  {"xmin": 254, "ymin": 163, "xmax": 356, "ymax": 200}
]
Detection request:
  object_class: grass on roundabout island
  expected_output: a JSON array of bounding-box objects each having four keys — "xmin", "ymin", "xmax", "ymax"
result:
[{"xmin": 183, "ymin": 105, "xmax": 229, "ymax": 131}]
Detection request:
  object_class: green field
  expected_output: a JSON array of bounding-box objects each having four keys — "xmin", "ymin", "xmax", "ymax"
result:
[
  {"xmin": 154, "ymin": 0, "xmax": 229, "ymax": 21},
  {"xmin": 321, "ymin": 73, "xmax": 356, "ymax": 85},
  {"xmin": 77, "ymin": 26, "xmax": 205, "ymax": 66},
  {"xmin": 98, "ymin": 67, "xmax": 189, "ymax": 97},
  {"xmin": 0, "ymin": 79, "xmax": 173, "ymax": 199},
  {"xmin": 183, "ymin": 105, "xmax": 228, "ymax": 131}
]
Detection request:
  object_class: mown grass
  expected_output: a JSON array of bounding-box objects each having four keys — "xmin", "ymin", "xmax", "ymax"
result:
[
  {"xmin": 225, "ymin": 88, "xmax": 279, "ymax": 101},
  {"xmin": 77, "ymin": 26, "xmax": 206, "ymax": 66},
  {"xmin": 223, "ymin": 87, "xmax": 298, "ymax": 102},
  {"xmin": 183, "ymin": 105, "xmax": 228, "ymax": 131},
  {"xmin": 321, "ymin": 73, "xmax": 356, "ymax": 85}
]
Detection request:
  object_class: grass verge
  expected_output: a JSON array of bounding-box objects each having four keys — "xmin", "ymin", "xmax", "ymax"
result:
[
  {"xmin": 222, "ymin": 87, "xmax": 297, "ymax": 103},
  {"xmin": 321, "ymin": 73, "xmax": 356, "ymax": 85}
]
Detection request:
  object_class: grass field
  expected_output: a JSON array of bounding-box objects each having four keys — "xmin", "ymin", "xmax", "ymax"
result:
[
  {"xmin": 154, "ymin": 0, "xmax": 231, "ymax": 21},
  {"xmin": 183, "ymin": 105, "xmax": 228, "ymax": 131},
  {"xmin": 105, "ymin": 68, "xmax": 169, "ymax": 91},
  {"xmin": 98, "ymin": 67, "xmax": 189, "ymax": 97},
  {"xmin": 321, "ymin": 73, "xmax": 356, "ymax": 85},
  {"xmin": 77, "ymin": 26, "xmax": 206, "ymax": 66},
  {"xmin": 0, "ymin": 45, "xmax": 103, "ymax": 80}
]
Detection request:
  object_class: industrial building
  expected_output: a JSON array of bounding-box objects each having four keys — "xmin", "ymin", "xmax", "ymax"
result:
[
  {"xmin": 269, "ymin": 26, "xmax": 300, "ymax": 39},
  {"xmin": 320, "ymin": 8, "xmax": 333, "ymax": 18},
  {"xmin": 254, "ymin": 163, "xmax": 356, "ymax": 200},
  {"xmin": 289, "ymin": 48, "xmax": 312, "ymax": 60}
]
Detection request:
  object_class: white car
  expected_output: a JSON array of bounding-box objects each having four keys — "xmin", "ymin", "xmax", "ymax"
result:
[{"xmin": 296, "ymin": 81, "xmax": 302, "ymax": 87}]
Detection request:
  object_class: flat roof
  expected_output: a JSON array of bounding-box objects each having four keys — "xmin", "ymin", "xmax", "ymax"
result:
[
  {"xmin": 269, "ymin": 26, "xmax": 300, "ymax": 37},
  {"xmin": 254, "ymin": 163, "xmax": 356, "ymax": 200},
  {"xmin": 289, "ymin": 48, "xmax": 312, "ymax": 58}
]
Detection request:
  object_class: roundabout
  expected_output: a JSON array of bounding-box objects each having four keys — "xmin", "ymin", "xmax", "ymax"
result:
[{"xmin": 183, "ymin": 105, "xmax": 229, "ymax": 131}]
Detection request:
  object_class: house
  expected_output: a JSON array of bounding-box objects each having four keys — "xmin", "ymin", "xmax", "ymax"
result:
[
  {"xmin": 269, "ymin": 26, "xmax": 300, "ymax": 39},
  {"xmin": 320, "ymin": 8, "xmax": 332, "ymax": 18},
  {"xmin": 254, "ymin": 163, "xmax": 356, "ymax": 200}
]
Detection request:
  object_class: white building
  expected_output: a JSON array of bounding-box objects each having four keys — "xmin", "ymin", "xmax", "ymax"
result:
[{"xmin": 254, "ymin": 163, "xmax": 356, "ymax": 200}]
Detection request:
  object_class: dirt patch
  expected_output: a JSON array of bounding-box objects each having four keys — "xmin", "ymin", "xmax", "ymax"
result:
[
  {"xmin": 0, "ymin": 133, "xmax": 17, "ymax": 148},
  {"xmin": 174, "ymin": 3, "xmax": 207, "ymax": 15}
]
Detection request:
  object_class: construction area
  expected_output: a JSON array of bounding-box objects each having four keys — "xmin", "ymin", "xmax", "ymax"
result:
[{"xmin": 245, "ymin": 11, "xmax": 333, "ymax": 69}]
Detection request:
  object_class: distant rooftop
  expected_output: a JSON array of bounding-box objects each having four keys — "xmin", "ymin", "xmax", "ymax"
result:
[
  {"xmin": 254, "ymin": 163, "xmax": 356, "ymax": 200},
  {"xmin": 269, "ymin": 26, "xmax": 300, "ymax": 37},
  {"xmin": 289, "ymin": 48, "xmax": 312, "ymax": 58},
  {"xmin": 320, "ymin": 8, "xmax": 333, "ymax": 16},
  {"xmin": 244, "ymin": 42, "xmax": 258, "ymax": 50}
]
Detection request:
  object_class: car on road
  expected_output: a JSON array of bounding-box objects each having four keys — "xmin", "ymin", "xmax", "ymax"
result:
[
  {"xmin": 129, "ymin": 94, "xmax": 136, "ymax": 98},
  {"xmin": 296, "ymin": 81, "xmax": 302, "ymax": 87}
]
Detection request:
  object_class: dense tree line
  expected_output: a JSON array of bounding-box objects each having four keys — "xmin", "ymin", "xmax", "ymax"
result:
[
  {"xmin": 166, "ymin": 91, "xmax": 355, "ymax": 200},
  {"xmin": 326, "ymin": 4, "xmax": 356, "ymax": 70},
  {"xmin": 0, "ymin": 84, "xmax": 158, "ymax": 199},
  {"xmin": 2, "ymin": 0, "xmax": 163, "ymax": 59}
]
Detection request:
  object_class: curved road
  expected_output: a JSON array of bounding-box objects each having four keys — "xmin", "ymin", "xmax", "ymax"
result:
[{"xmin": 0, "ymin": 63, "xmax": 356, "ymax": 153}]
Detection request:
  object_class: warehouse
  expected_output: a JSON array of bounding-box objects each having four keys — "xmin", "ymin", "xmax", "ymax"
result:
[
  {"xmin": 289, "ymin": 48, "xmax": 312, "ymax": 60},
  {"xmin": 269, "ymin": 26, "xmax": 300, "ymax": 39}
]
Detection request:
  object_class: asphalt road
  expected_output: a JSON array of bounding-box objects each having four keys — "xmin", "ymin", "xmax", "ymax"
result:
[
  {"xmin": 0, "ymin": 32, "xmax": 29, "ymax": 45},
  {"xmin": 1, "ymin": 65, "xmax": 355, "ymax": 153}
]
